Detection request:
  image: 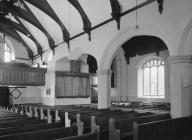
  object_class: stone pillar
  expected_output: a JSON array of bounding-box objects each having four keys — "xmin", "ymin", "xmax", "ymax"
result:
[
  {"xmin": 116, "ymin": 58, "xmax": 128, "ymax": 101},
  {"xmin": 169, "ymin": 55, "xmax": 192, "ymax": 118},
  {"xmin": 97, "ymin": 70, "xmax": 112, "ymax": 109}
]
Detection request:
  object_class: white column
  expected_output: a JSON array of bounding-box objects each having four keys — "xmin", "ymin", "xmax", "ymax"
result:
[
  {"xmin": 97, "ymin": 70, "xmax": 112, "ymax": 109},
  {"xmin": 116, "ymin": 59, "xmax": 128, "ymax": 101},
  {"xmin": 169, "ymin": 55, "xmax": 192, "ymax": 118}
]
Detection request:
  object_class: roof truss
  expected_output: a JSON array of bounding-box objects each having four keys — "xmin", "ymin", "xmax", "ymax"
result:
[
  {"xmin": 0, "ymin": 15, "xmax": 42, "ymax": 56},
  {"xmin": 0, "ymin": 25, "xmax": 34, "ymax": 59},
  {"xmin": 110, "ymin": 0, "xmax": 121, "ymax": 30},
  {"xmin": 68, "ymin": 0, "xmax": 91, "ymax": 41}
]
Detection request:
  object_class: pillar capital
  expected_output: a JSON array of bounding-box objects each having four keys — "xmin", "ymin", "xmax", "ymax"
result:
[
  {"xmin": 97, "ymin": 69, "xmax": 112, "ymax": 75},
  {"xmin": 168, "ymin": 55, "xmax": 192, "ymax": 64}
]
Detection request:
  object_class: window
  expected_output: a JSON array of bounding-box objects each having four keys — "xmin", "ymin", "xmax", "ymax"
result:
[
  {"xmin": 142, "ymin": 58, "xmax": 165, "ymax": 98},
  {"xmin": 0, "ymin": 33, "xmax": 14, "ymax": 62},
  {"xmin": 4, "ymin": 43, "xmax": 11, "ymax": 62}
]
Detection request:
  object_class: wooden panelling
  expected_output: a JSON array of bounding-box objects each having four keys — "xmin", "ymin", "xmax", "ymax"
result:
[
  {"xmin": 70, "ymin": 60, "xmax": 81, "ymax": 73},
  {"xmin": 0, "ymin": 63, "xmax": 46, "ymax": 86},
  {"xmin": 55, "ymin": 71, "xmax": 90, "ymax": 98}
]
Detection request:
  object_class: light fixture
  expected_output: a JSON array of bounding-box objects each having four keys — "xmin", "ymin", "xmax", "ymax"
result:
[{"xmin": 135, "ymin": 0, "xmax": 139, "ymax": 30}]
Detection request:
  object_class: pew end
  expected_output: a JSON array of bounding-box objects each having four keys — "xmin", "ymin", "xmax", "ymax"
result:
[
  {"xmin": 109, "ymin": 118, "xmax": 120, "ymax": 140},
  {"xmin": 47, "ymin": 109, "xmax": 52, "ymax": 123},
  {"xmin": 65, "ymin": 112, "xmax": 71, "ymax": 127},
  {"xmin": 133, "ymin": 122, "xmax": 138, "ymax": 140},
  {"xmin": 91, "ymin": 116, "xmax": 97, "ymax": 133},
  {"xmin": 76, "ymin": 114, "xmax": 84, "ymax": 135}
]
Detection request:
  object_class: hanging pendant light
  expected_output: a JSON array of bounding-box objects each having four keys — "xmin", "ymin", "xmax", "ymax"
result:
[{"xmin": 135, "ymin": 0, "xmax": 140, "ymax": 30}]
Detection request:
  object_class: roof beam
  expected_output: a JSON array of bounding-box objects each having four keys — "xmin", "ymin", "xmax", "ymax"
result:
[
  {"xmin": 34, "ymin": 0, "xmax": 157, "ymax": 60},
  {"xmin": 68, "ymin": 0, "xmax": 91, "ymax": 41},
  {"xmin": 110, "ymin": 0, "xmax": 121, "ymax": 30},
  {"xmin": 14, "ymin": 17, "xmax": 44, "ymax": 58},
  {"xmin": 0, "ymin": 25, "xmax": 34, "ymax": 59},
  {"xmin": 0, "ymin": 0, "xmax": 55, "ymax": 51},
  {"xmin": 0, "ymin": 16, "xmax": 43, "ymax": 56},
  {"xmin": 24, "ymin": 0, "xmax": 70, "ymax": 44},
  {"xmin": 20, "ymin": 0, "xmax": 56, "ymax": 52}
]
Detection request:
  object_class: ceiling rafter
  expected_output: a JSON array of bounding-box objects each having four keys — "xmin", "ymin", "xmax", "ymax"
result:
[
  {"xmin": 14, "ymin": 17, "xmax": 44, "ymax": 58},
  {"xmin": 19, "ymin": 0, "xmax": 56, "ymax": 52},
  {"xmin": 33, "ymin": 0, "xmax": 157, "ymax": 60},
  {"xmin": 24, "ymin": 0, "xmax": 70, "ymax": 45},
  {"xmin": 0, "ymin": 25, "xmax": 34, "ymax": 59},
  {"xmin": 110, "ymin": 0, "xmax": 121, "ymax": 30},
  {"xmin": 0, "ymin": 0, "xmax": 55, "ymax": 52},
  {"xmin": 0, "ymin": 16, "xmax": 43, "ymax": 56},
  {"xmin": 68, "ymin": 0, "xmax": 92, "ymax": 41}
]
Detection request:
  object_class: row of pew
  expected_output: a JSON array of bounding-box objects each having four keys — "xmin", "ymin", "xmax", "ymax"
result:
[
  {"xmin": 0, "ymin": 106, "xmax": 99, "ymax": 140},
  {"xmin": 111, "ymin": 101, "xmax": 170, "ymax": 111},
  {"xmin": 0, "ymin": 104, "xmax": 191, "ymax": 140}
]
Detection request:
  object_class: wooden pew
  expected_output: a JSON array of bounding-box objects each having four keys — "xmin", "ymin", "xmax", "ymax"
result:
[
  {"xmin": 109, "ymin": 113, "xmax": 171, "ymax": 140},
  {"xmin": 0, "ymin": 116, "xmax": 36, "ymax": 122},
  {"xmin": 91, "ymin": 112, "xmax": 153, "ymax": 131},
  {"xmin": 0, "ymin": 119, "xmax": 47, "ymax": 128},
  {"xmin": 0, "ymin": 115, "xmax": 28, "ymax": 119},
  {"xmin": 0, "ymin": 124, "xmax": 78, "ymax": 140},
  {"xmin": 55, "ymin": 125, "xmax": 100, "ymax": 140},
  {"xmin": 89, "ymin": 112, "xmax": 152, "ymax": 140},
  {"xmin": 0, "ymin": 122, "xmax": 65, "ymax": 136},
  {"xmin": 78, "ymin": 110, "xmax": 140, "ymax": 128},
  {"xmin": 133, "ymin": 116, "xmax": 192, "ymax": 140}
]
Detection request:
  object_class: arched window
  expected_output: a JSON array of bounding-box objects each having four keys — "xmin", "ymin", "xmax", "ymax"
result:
[
  {"xmin": 4, "ymin": 44, "xmax": 12, "ymax": 62},
  {"xmin": 142, "ymin": 58, "xmax": 165, "ymax": 98},
  {"xmin": 0, "ymin": 33, "xmax": 14, "ymax": 62}
]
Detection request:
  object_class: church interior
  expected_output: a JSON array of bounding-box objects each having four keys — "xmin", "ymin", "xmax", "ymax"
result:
[{"xmin": 0, "ymin": 0, "xmax": 192, "ymax": 140}]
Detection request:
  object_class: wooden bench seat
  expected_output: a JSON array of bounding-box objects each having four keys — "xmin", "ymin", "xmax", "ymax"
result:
[
  {"xmin": 0, "ymin": 115, "xmax": 28, "ymax": 120},
  {"xmin": 55, "ymin": 124, "xmax": 100, "ymax": 140},
  {"xmin": 109, "ymin": 113, "xmax": 171, "ymax": 140},
  {"xmin": 0, "ymin": 122, "xmax": 65, "ymax": 136},
  {"xmin": 93, "ymin": 112, "xmax": 153, "ymax": 131},
  {"xmin": 0, "ymin": 124, "xmax": 78, "ymax": 140},
  {"xmin": 0, "ymin": 116, "xmax": 36, "ymax": 122},
  {"xmin": 134, "ymin": 116, "xmax": 192, "ymax": 140},
  {"xmin": 0, "ymin": 119, "xmax": 46, "ymax": 128},
  {"xmin": 55, "ymin": 132, "xmax": 99, "ymax": 140}
]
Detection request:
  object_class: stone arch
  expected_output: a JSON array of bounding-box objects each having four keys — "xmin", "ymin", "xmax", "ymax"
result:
[
  {"xmin": 76, "ymin": 53, "xmax": 98, "ymax": 74},
  {"xmin": 110, "ymin": 47, "xmax": 128, "ymax": 101},
  {"xmin": 178, "ymin": 17, "xmax": 192, "ymax": 55},
  {"xmin": 99, "ymin": 25, "xmax": 171, "ymax": 71}
]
